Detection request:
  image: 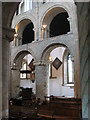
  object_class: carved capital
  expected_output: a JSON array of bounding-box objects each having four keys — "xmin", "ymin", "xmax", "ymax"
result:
[
  {"xmin": 11, "ymin": 66, "xmax": 21, "ymax": 70},
  {"xmin": 71, "ymin": 56, "xmax": 74, "ymax": 62},
  {"xmin": 67, "ymin": 17, "xmax": 72, "ymax": 22},
  {"xmin": 11, "ymin": 63, "xmax": 21, "ymax": 70},
  {"xmin": 2, "ymin": 26, "xmax": 15, "ymax": 42},
  {"xmin": 33, "ymin": 27, "xmax": 36, "ymax": 31}
]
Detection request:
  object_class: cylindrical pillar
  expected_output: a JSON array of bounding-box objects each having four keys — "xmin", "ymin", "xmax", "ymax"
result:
[
  {"xmin": 11, "ymin": 68, "xmax": 20, "ymax": 98},
  {"xmin": 35, "ymin": 62, "xmax": 49, "ymax": 100},
  {"xmin": 2, "ymin": 27, "xmax": 15, "ymax": 119}
]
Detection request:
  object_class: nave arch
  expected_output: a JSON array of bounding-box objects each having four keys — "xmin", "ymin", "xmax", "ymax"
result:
[
  {"xmin": 10, "ymin": 49, "xmax": 36, "ymax": 98},
  {"xmin": 10, "ymin": 34, "xmax": 77, "ymax": 99}
]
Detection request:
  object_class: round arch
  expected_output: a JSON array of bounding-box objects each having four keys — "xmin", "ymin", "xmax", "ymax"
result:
[
  {"xmin": 41, "ymin": 43, "xmax": 71, "ymax": 63},
  {"xmin": 11, "ymin": 49, "xmax": 36, "ymax": 68},
  {"xmin": 11, "ymin": 18, "xmax": 35, "ymax": 45},
  {"xmin": 12, "ymin": 13, "xmax": 36, "ymax": 29},
  {"xmin": 40, "ymin": 3, "xmax": 74, "ymax": 29},
  {"xmin": 41, "ymin": 43, "xmax": 75, "ymax": 97},
  {"xmin": 42, "ymin": 7, "xmax": 69, "ymax": 27},
  {"xmin": 11, "ymin": 50, "xmax": 36, "ymax": 98},
  {"xmin": 14, "ymin": 19, "xmax": 34, "ymax": 38}
]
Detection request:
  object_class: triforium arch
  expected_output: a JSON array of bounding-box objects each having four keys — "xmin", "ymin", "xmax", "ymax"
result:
[
  {"xmin": 12, "ymin": 13, "xmax": 36, "ymax": 29},
  {"xmin": 39, "ymin": 2, "xmax": 76, "ymax": 39},
  {"xmin": 12, "ymin": 18, "xmax": 35, "ymax": 45}
]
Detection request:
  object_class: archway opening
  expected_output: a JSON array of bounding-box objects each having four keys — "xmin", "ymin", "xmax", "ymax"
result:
[
  {"xmin": 50, "ymin": 12, "xmax": 70, "ymax": 37},
  {"xmin": 20, "ymin": 54, "xmax": 36, "ymax": 94},
  {"xmin": 12, "ymin": 19, "xmax": 34, "ymax": 46},
  {"xmin": 42, "ymin": 45, "xmax": 74, "ymax": 97},
  {"xmin": 11, "ymin": 51, "xmax": 36, "ymax": 100},
  {"xmin": 22, "ymin": 22, "xmax": 34, "ymax": 44},
  {"xmin": 42, "ymin": 7, "xmax": 70, "ymax": 39}
]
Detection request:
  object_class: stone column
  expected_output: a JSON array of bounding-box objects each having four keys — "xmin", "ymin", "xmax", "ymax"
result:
[
  {"xmin": 34, "ymin": 61, "xmax": 49, "ymax": 100},
  {"xmin": 33, "ymin": 27, "xmax": 38, "ymax": 42},
  {"xmin": 67, "ymin": 17, "xmax": 73, "ymax": 33},
  {"xmin": 19, "ymin": 37, "xmax": 22, "ymax": 45},
  {"xmin": 72, "ymin": 6, "xmax": 81, "ymax": 98},
  {"xmin": 33, "ymin": 26, "xmax": 41, "ymax": 41},
  {"xmin": 16, "ymin": 37, "xmax": 18, "ymax": 46},
  {"xmin": 40, "ymin": 27, "xmax": 48, "ymax": 40},
  {"xmin": 44, "ymin": 28, "xmax": 47, "ymax": 39},
  {"xmin": 41, "ymin": 28, "xmax": 44, "ymax": 40},
  {"xmin": 47, "ymin": 27, "xmax": 49, "ymax": 38},
  {"xmin": 11, "ymin": 67, "xmax": 20, "ymax": 98},
  {"xmin": 2, "ymin": 27, "xmax": 15, "ymax": 119}
]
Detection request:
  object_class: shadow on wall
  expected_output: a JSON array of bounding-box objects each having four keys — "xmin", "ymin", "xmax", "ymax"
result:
[
  {"xmin": 50, "ymin": 12, "xmax": 70, "ymax": 37},
  {"xmin": 22, "ymin": 22, "xmax": 34, "ymax": 44}
]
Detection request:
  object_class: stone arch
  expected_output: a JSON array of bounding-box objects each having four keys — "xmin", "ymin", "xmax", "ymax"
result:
[
  {"xmin": 40, "ymin": 42, "xmax": 75, "ymax": 97},
  {"xmin": 41, "ymin": 7, "xmax": 69, "ymax": 27},
  {"xmin": 40, "ymin": 2, "xmax": 75, "ymax": 33},
  {"xmin": 13, "ymin": 19, "xmax": 34, "ymax": 39},
  {"xmin": 11, "ymin": 48, "xmax": 36, "ymax": 68},
  {"xmin": 11, "ymin": 50, "xmax": 36, "ymax": 98},
  {"xmin": 12, "ymin": 13, "xmax": 36, "ymax": 29},
  {"xmin": 41, "ymin": 43, "xmax": 71, "ymax": 63}
]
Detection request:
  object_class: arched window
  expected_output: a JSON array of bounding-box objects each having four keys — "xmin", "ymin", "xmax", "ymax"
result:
[
  {"xmin": 63, "ymin": 52, "xmax": 74, "ymax": 86},
  {"xmin": 67, "ymin": 54, "xmax": 74, "ymax": 83}
]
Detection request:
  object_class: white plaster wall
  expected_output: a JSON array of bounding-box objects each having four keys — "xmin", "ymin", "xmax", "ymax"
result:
[
  {"xmin": 49, "ymin": 47, "xmax": 74, "ymax": 97},
  {"xmin": 20, "ymin": 80, "xmax": 36, "ymax": 94}
]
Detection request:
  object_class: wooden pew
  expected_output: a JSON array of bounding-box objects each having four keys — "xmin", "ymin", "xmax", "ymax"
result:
[
  {"xmin": 9, "ymin": 97, "xmax": 82, "ymax": 120},
  {"xmin": 45, "ymin": 96, "xmax": 81, "ymax": 104},
  {"xmin": 38, "ymin": 97, "xmax": 82, "ymax": 120}
]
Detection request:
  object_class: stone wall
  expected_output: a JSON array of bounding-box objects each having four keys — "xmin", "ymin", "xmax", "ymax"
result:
[
  {"xmin": 0, "ymin": 2, "xmax": 2, "ymax": 119},
  {"xmin": 76, "ymin": 2, "xmax": 90, "ymax": 119}
]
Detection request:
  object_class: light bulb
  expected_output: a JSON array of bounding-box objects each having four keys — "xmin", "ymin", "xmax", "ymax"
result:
[{"xmin": 42, "ymin": 24, "xmax": 47, "ymax": 29}]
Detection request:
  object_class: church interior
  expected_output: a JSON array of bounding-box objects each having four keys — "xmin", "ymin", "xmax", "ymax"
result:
[{"xmin": 0, "ymin": 0, "xmax": 90, "ymax": 120}]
